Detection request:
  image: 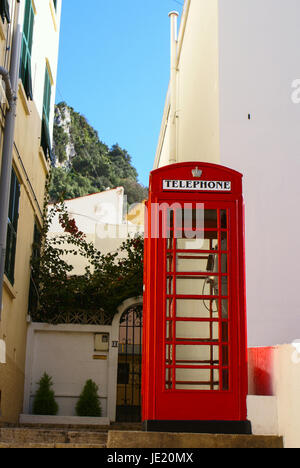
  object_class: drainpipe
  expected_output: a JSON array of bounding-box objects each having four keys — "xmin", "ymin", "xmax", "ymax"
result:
[
  {"xmin": 0, "ymin": 15, "xmax": 22, "ymax": 318},
  {"xmin": 168, "ymin": 11, "xmax": 179, "ymax": 165}
]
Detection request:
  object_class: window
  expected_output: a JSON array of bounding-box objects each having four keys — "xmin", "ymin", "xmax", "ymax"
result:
[
  {"xmin": 5, "ymin": 169, "xmax": 20, "ymax": 285},
  {"xmin": 0, "ymin": 0, "xmax": 10, "ymax": 24},
  {"xmin": 28, "ymin": 222, "xmax": 41, "ymax": 316},
  {"xmin": 53, "ymin": 0, "xmax": 57, "ymax": 11},
  {"xmin": 20, "ymin": 0, "xmax": 34, "ymax": 100},
  {"xmin": 41, "ymin": 64, "xmax": 55, "ymax": 164}
]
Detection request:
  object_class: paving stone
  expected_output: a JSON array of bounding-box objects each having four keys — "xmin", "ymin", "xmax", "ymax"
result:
[{"xmin": 67, "ymin": 431, "xmax": 107, "ymax": 444}]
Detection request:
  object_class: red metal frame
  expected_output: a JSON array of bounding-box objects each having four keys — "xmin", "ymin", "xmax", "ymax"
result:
[{"xmin": 142, "ymin": 162, "xmax": 248, "ymax": 423}]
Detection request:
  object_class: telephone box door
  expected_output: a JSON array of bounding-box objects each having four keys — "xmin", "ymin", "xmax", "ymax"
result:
[{"xmin": 155, "ymin": 201, "xmax": 243, "ymax": 421}]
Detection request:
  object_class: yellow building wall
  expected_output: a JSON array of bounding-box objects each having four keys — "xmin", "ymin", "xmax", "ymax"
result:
[
  {"xmin": 0, "ymin": 4, "xmax": 50, "ymax": 421},
  {"xmin": 154, "ymin": 0, "xmax": 220, "ymax": 168}
]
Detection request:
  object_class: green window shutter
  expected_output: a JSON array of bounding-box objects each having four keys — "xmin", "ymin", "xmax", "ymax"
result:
[
  {"xmin": 53, "ymin": 0, "xmax": 57, "ymax": 11},
  {"xmin": 20, "ymin": 0, "xmax": 34, "ymax": 100},
  {"xmin": 5, "ymin": 169, "xmax": 21, "ymax": 285},
  {"xmin": 28, "ymin": 222, "xmax": 41, "ymax": 316},
  {"xmin": 41, "ymin": 65, "xmax": 54, "ymax": 164},
  {"xmin": 0, "ymin": 0, "xmax": 10, "ymax": 24},
  {"xmin": 43, "ymin": 66, "xmax": 52, "ymax": 126}
]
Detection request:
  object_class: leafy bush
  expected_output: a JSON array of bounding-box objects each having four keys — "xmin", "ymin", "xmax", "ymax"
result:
[
  {"xmin": 75, "ymin": 380, "xmax": 102, "ymax": 417},
  {"xmin": 32, "ymin": 373, "xmax": 59, "ymax": 416},
  {"xmin": 30, "ymin": 199, "xmax": 144, "ymax": 324}
]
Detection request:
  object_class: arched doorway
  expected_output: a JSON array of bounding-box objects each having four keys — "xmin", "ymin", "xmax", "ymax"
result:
[{"xmin": 116, "ymin": 304, "xmax": 143, "ymax": 422}]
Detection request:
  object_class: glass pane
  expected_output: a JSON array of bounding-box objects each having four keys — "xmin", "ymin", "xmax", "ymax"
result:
[
  {"xmin": 176, "ymin": 299, "xmax": 219, "ymax": 319},
  {"xmin": 172, "ymin": 209, "xmax": 218, "ymax": 231},
  {"xmin": 221, "ymin": 254, "xmax": 228, "ymax": 273},
  {"xmin": 166, "ymin": 299, "xmax": 174, "ymax": 318},
  {"xmin": 220, "ymin": 299, "xmax": 228, "ymax": 319},
  {"xmin": 176, "ymin": 276, "xmax": 219, "ymax": 296},
  {"xmin": 166, "ymin": 320, "xmax": 173, "ymax": 341},
  {"xmin": 175, "ymin": 208, "xmax": 204, "ymax": 230},
  {"xmin": 175, "ymin": 368, "xmax": 219, "ymax": 390},
  {"xmin": 220, "ymin": 232, "xmax": 228, "ymax": 251},
  {"xmin": 167, "ymin": 253, "xmax": 174, "ymax": 272},
  {"xmin": 167, "ymin": 237, "xmax": 173, "ymax": 250},
  {"xmin": 222, "ymin": 369, "xmax": 229, "ymax": 391},
  {"xmin": 222, "ymin": 345, "xmax": 229, "ymax": 367},
  {"xmin": 167, "ymin": 276, "xmax": 174, "ymax": 295},
  {"xmin": 175, "ymin": 321, "xmax": 219, "ymax": 342},
  {"xmin": 221, "ymin": 322, "xmax": 229, "ymax": 342},
  {"xmin": 166, "ymin": 345, "xmax": 174, "ymax": 365},
  {"xmin": 221, "ymin": 210, "xmax": 227, "ymax": 229},
  {"xmin": 176, "ymin": 345, "xmax": 219, "ymax": 366},
  {"xmin": 176, "ymin": 232, "xmax": 218, "ymax": 248},
  {"xmin": 176, "ymin": 253, "xmax": 218, "ymax": 273},
  {"xmin": 166, "ymin": 367, "xmax": 173, "ymax": 389},
  {"xmin": 204, "ymin": 210, "xmax": 218, "ymax": 229},
  {"xmin": 220, "ymin": 277, "xmax": 228, "ymax": 297}
]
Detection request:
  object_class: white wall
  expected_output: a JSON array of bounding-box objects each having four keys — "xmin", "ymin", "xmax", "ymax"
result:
[
  {"xmin": 219, "ymin": 0, "xmax": 300, "ymax": 346},
  {"xmin": 47, "ymin": 188, "xmax": 144, "ymax": 276},
  {"xmin": 154, "ymin": 0, "xmax": 220, "ymax": 168},
  {"xmin": 23, "ymin": 323, "xmax": 116, "ymax": 420},
  {"xmin": 274, "ymin": 344, "xmax": 300, "ymax": 448},
  {"xmin": 48, "ymin": 188, "xmax": 125, "ymax": 235},
  {"xmin": 23, "ymin": 298, "xmax": 143, "ymax": 423}
]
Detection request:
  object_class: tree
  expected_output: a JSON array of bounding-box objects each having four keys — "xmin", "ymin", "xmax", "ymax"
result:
[
  {"xmin": 32, "ymin": 373, "xmax": 59, "ymax": 416},
  {"xmin": 75, "ymin": 380, "xmax": 102, "ymax": 417}
]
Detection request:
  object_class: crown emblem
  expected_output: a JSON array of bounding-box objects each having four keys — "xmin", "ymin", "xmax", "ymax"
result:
[{"xmin": 192, "ymin": 167, "xmax": 202, "ymax": 178}]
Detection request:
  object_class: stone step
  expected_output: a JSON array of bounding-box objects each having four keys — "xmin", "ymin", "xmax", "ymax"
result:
[
  {"xmin": 0, "ymin": 442, "xmax": 105, "ymax": 449},
  {"xmin": 67, "ymin": 431, "xmax": 108, "ymax": 444},
  {"xmin": 107, "ymin": 431, "xmax": 284, "ymax": 449},
  {"xmin": 0, "ymin": 428, "xmax": 107, "ymax": 445}
]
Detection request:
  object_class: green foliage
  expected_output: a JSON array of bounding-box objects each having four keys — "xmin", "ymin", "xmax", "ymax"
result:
[
  {"xmin": 30, "ymin": 198, "xmax": 144, "ymax": 324},
  {"xmin": 50, "ymin": 103, "xmax": 148, "ymax": 205},
  {"xmin": 32, "ymin": 373, "xmax": 59, "ymax": 416},
  {"xmin": 53, "ymin": 124, "xmax": 68, "ymax": 163},
  {"xmin": 75, "ymin": 380, "xmax": 102, "ymax": 417}
]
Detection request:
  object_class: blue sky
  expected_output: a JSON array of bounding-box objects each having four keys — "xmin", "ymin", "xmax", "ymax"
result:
[{"xmin": 55, "ymin": 0, "xmax": 183, "ymax": 186}]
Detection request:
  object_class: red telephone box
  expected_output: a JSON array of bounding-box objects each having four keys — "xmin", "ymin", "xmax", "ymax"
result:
[{"xmin": 142, "ymin": 162, "xmax": 251, "ymax": 434}]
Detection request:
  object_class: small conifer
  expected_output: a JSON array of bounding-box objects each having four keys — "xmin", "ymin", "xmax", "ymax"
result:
[
  {"xmin": 75, "ymin": 379, "xmax": 102, "ymax": 417},
  {"xmin": 32, "ymin": 373, "xmax": 59, "ymax": 415}
]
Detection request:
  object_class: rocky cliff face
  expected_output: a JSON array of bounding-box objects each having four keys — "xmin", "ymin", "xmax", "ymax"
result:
[{"xmin": 50, "ymin": 102, "xmax": 148, "ymax": 204}]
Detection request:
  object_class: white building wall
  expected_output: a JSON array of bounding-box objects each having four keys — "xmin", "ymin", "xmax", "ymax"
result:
[
  {"xmin": 155, "ymin": 0, "xmax": 300, "ymax": 347},
  {"xmin": 48, "ymin": 188, "xmax": 125, "ymax": 235},
  {"xmin": 48, "ymin": 188, "xmax": 144, "ymax": 275},
  {"xmin": 218, "ymin": 0, "xmax": 300, "ymax": 346},
  {"xmin": 154, "ymin": 0, "xmax": 220, "ymax": 169}
]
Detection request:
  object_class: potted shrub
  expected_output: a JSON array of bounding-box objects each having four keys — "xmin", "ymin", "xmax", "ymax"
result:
[
  {"xmin": 75, "ymin": 379, "xmax": 102, "ymax": 417},
  {"xmin": 32, "ymin": 373, "xmax": 59, "ymax": 415}
]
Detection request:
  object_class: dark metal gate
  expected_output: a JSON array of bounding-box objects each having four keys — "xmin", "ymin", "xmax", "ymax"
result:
[{"xmin": 116, "ymin": 305, "xmax": 143, "ymax": 422}]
